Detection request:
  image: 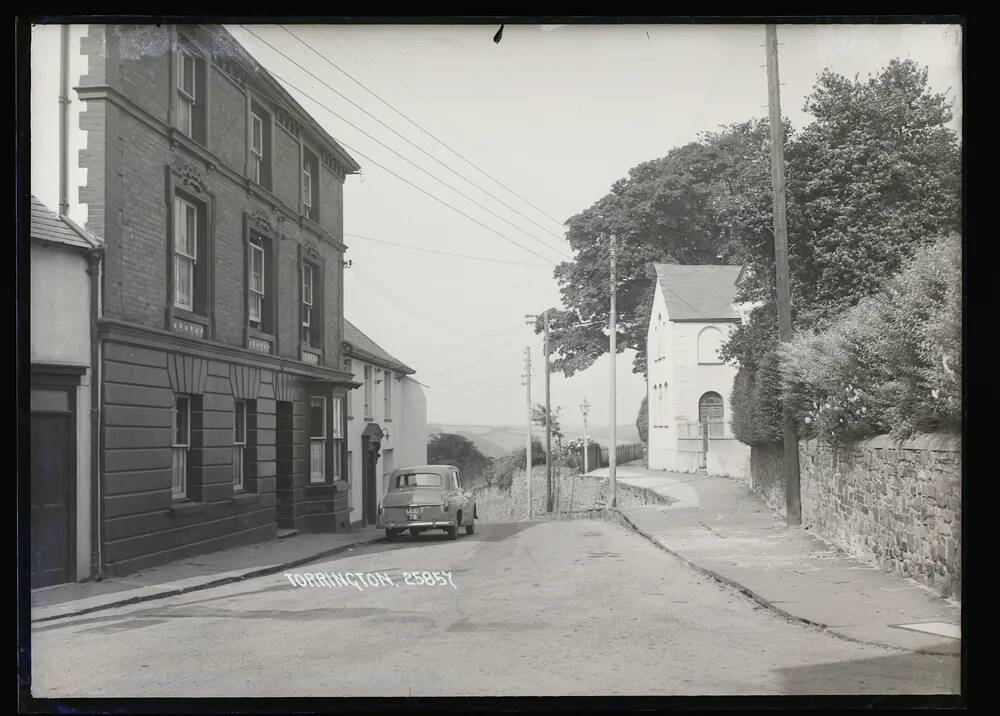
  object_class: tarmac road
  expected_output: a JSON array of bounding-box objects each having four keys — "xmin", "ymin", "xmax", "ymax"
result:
[{"xmin": 30, "ymin": 520, "xmax": 959, "ymax": 697}]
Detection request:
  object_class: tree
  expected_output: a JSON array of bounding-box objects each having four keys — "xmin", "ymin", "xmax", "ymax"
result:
[
  {"xmin": 636, "ymin": 395, "xmax": 648, "ymax": 445},
  {"xmin": 426, "ymin": 433, "xmax": 490, "ymax": 486},
  {"xmin": 535, "ymin": 121, "xmax": 769, "ymax": 377},
  {"xmin": 726, "ymin": 59, "xmax": 961, "ymax": 441},
  {"xmin": 531, "ymin": 404, "xmax": 565, "ymax": 454}
]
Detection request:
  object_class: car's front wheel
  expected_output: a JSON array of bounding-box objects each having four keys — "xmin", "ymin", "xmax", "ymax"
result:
[
  {"xmin": 385, "ymin": 528, "xmax": 399, "ymax": 541},
  {"xmin": 445, "ymin": 524, "xmax": 458, "ymax": 540},
  {"xmin": 465, "ymin": 520, "xmax": 475, "ymax": 535}
]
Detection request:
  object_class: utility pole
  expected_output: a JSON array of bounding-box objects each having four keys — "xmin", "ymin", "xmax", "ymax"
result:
[
  {"xmin": 522, "ymin": 345, "xmax": 533, "ymax": 520},
  {"xmin": 543, "ymin": 310, "xmax": 552, "ymax": 512},
  {"xmin": 765, "ymin": 24, "xmax": 802, "ymax": 526},
  {"xmin": 609, "ymin": 235, "xmax": 618, "ymax": 508},
  {"xmin": 581, "ymin": 398, "xmax": 590, "ymax": 474}
]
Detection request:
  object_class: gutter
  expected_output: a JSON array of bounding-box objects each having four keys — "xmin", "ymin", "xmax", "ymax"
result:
[
  {"xmin": 58, "ymin": 25, "xmax": 70, "ymax": 216},
  {"xmin": 86, "ymin": 249, "xmax": 104, "ymax": 580}
]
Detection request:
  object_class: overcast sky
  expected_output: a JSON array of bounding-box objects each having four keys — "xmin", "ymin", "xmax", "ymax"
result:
[{"xmin": 33, "ymin": 22, "xmax": 963, "ymax": 430}]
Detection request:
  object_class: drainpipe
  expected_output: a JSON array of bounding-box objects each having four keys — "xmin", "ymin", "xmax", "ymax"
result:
[
  {"xmin": 87, "ymin": 249, "xmax": 104, "ymax": 580},
  {"xmin": 58, "ymin": 24, "xmax": 70, "ymax": 216}
]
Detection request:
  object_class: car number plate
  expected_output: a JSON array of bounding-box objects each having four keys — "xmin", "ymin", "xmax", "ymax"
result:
[{"xmin": 406, "ymin": 508, "xmax": 420, "ymax": 520}]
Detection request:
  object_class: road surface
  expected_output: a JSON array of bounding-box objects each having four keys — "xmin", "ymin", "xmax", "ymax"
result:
[{"xmin": 31, "ymin": 520, "xmax": 959, "ymax": 697}]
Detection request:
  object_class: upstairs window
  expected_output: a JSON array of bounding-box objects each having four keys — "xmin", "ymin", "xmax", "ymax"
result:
[
  {"xmin": 249, "ymin": 102, "xmax": 272, "ymax": 189},
  {"xmin": 247, "ymin": 234, "xmax": 274, "ymax": 333},
  {"xmin": 175, "ymin": 47, "xmax": 206, "ymax": 144},
  {"xmin": 384, "ymin": 370, "xmax": 393, "ymax": 419},
  {"xmin": 172, "ymin": 195, "xmax": 211, "ymax": 314},
  {"xmin": 363, "ymin": 365, "xmax": 373, "ymax": 419},
  {"xmin": 302, "ymin": 148, "xmax": 319, "ymax": 222},
  {"xmin": 301, "ymin": 262, "xmax": 314, "ymax": 346}
]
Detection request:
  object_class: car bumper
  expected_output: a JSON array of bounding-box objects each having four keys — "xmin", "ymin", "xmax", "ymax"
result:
[{"xmin": 380, "ymin": 519, "xmax": 457, "ymax": 530}]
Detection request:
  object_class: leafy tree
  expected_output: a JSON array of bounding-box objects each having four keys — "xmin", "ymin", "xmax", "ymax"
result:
[
  {"xmin": 485, "ymin": 439, "xmax": 545, "ymax": 491},
  {"xmin": 636, "ymin": 395, "xmax": 648, "ymax": 445},
  {"xmin": 531, "ymin": 404, "xmax": 565, "ymax": 454},
  {"xmin": 426, "ymin": 433, "xmax": 490, "ymax": 485},
  {"xmin": 535, "ymin": 123, "xmax": 768, "ymax": 377}
]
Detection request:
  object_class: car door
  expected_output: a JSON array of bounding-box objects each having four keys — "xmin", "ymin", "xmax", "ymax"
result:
[{"xmin": 452, "ymin": 469, "xmax": 471, "ymax": 523}]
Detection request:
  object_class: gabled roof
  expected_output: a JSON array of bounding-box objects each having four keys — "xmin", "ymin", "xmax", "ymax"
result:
[
  {"xmin": 30, "ymin": 196, "xmax": 102, "ymax": 251},
  {"xmin": 652, "ymin": 263, "xmax": 742, "ymax": 321},
  {"xmin": 342, "ymin": 319, "xmax": 415, "ymax": 375}
]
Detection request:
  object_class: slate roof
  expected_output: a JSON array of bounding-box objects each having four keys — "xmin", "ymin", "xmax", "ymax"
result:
[
  {"xmin": 652, "ymin": 263, "xmax": 742, "ymax": 321},
  {"xmin": 342, "ymin": 319, "xmax": 415, "ymax": 375},
  {"xmin": 30, "ymin": 196, "xmax": 101, "ymax": 251}
]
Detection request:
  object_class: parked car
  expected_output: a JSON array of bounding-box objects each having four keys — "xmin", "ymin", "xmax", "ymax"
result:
[{"xmin": 377, "ymin": 464, "xmax": 477, "ymax": 541}]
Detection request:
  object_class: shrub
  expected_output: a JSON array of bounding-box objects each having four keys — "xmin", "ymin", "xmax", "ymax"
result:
[{"xmin": 780, "ymin": 234, "xmax": 961, "ymax": 441}]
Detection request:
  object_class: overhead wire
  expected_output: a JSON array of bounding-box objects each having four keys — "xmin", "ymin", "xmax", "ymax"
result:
[
  {"xmin": 259, "ymin": 65, "xmax": 557, "ymax": 266},
  {"xmin": 279, "ymin": 25, "xmax": 572, "ymax": 244},
  {"xmin": 240, "ymin": 26, "xmax": 570, "ymax": 263}
]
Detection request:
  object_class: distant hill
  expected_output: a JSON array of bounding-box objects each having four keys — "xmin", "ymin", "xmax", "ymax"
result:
[{"xmin": 427, "ymin": 423, "xmax": 640, "ymax": 458}]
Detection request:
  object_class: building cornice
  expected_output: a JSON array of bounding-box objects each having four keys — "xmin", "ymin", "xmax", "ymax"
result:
[{"xmin": 98, "ymin": 318, "xmax": 354, "ymax": 385}]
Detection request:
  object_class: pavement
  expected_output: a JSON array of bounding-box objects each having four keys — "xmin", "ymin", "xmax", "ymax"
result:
[
  {"xmin": 30, "ymin": 527, "xmax": 384, "ymax": 623},
  {"xmin": 587, "ymin": 466, "xmax": 962, "ymax": 655}
]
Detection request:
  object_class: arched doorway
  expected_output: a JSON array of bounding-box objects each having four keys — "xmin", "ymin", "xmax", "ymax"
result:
[
  {"xmin": 698, "ymin": 392, "xmax": 725, "ymax": 469},
  {"xmin": 699, "ymin": 392, "xmax": 724, "ymax": 436}
]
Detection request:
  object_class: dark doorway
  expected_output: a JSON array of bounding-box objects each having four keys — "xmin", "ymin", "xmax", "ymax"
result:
[
  {"xmin": 30, "ymin": 386, "xmax": 76, "ymax": 588},
  {"xmin": 360, "ymin": 423, "xmax": 383, "ymax": 526}
]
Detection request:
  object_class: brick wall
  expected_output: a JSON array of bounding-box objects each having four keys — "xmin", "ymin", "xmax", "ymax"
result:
[
  {"xmin": 749, "ymin": 433, "xmax": 961, "ymax": 598},
  {"xmin": 78, "ymin": 23, "xmax": 347, "ymax": 364}
]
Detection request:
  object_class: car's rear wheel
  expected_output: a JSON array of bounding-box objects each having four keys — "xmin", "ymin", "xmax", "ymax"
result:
[
  {"xmin": 385, "ymin": 528, "xmax": 396, "ymax": 541},
  {"xmin": 465, "ymin": 521, "xmax": 475, "ymax": 535},
  {"xmin": 446, "ymin": 524, "xmax": 458, "ymax": 540},
  {"xmin": 410, "ymin": 528, "xmax": 422, "ymax": 538}
]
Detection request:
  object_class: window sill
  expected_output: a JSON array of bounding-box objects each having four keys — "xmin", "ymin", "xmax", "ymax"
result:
[
  {"xmin": 169, "ymin": 499, "xmax": 205, "ymax": 517},
  {"xmin": 383, "ymin": 418, "xmax": 393, "ymax": 423},
  {"xmin": 232, "ymin": 491, "xmax": 260, "ymax": 504}
]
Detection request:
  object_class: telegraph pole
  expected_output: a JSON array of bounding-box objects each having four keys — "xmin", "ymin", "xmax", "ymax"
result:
[
  {"xmin": 609, "ymin": 236, "xmax": 618, "ymax": 508},
  {"xmin": 522, "ymin": 346, "xmax": 533, "ymax": 519},
  {"xmin": 765, "ymin": 24, "xmax": 801, "ymax": 526},
  {"xmin": 543, "ymin": 310, "xmax": 553, "ymax": 512},
  {"xmin": 581, "ymin": 398, "xmax": 590, "ymax": 474}
]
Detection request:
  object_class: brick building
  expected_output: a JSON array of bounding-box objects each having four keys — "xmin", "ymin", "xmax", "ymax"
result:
[{"xmin": 43, "ymin": 24, "xmax": 361, "ymax": 577}]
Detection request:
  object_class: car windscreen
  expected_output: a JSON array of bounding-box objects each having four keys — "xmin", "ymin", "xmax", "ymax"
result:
[{"xmin": 392, "ymin": 473, "xmax": 443, "ymax": 488}]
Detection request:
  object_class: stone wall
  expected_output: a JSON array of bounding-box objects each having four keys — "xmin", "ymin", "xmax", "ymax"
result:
[
  {"xmin": 475, "ymin": 468, "xmax": 673, "ymax": 523},
  {"xmin": 749, "ymin": 433, "xmax": 961, "ymax": 598},
  {"xmin": 749, "ymin": 442, "xmax": 786, "ymax": 514}
]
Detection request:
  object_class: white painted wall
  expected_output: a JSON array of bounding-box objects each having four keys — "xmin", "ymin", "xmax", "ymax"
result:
[
  {"xmin": 344, "ymin": 356, "xmax": 427, "ymax": 524},
  {"xmin": 31, "ymin": 24, "xmax": 91, "ymax": 230},
  {"xmin": 645, "ymin": 282, "xmax": 749, "ymax": 478},
  {"xmin": 30, "ymin": 242, "xmax": 93, "ymax": 580}
]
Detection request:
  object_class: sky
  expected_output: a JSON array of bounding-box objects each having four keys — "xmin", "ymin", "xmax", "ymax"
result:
[{"xmin": 32, "ymin": 22, "xmax": 963, "ymax": 430}]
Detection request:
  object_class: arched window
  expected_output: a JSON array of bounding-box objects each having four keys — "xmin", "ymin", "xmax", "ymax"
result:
[
  {"xmin": 699, "ymin": 392, "xmax": 724, "ymax": 436},
  {"xmin": 697, "ymin": 326, "xmax": 724, "ymax": 364}
]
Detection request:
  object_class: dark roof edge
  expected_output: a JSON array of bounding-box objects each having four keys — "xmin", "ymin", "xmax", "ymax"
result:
[
  {"xmin": 206, "ymin": 26, "xmax": 361, "ymax": 176},
  {"xmin": 342, "ymin": 343, "xmax": 416, "ymax": 375}
]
